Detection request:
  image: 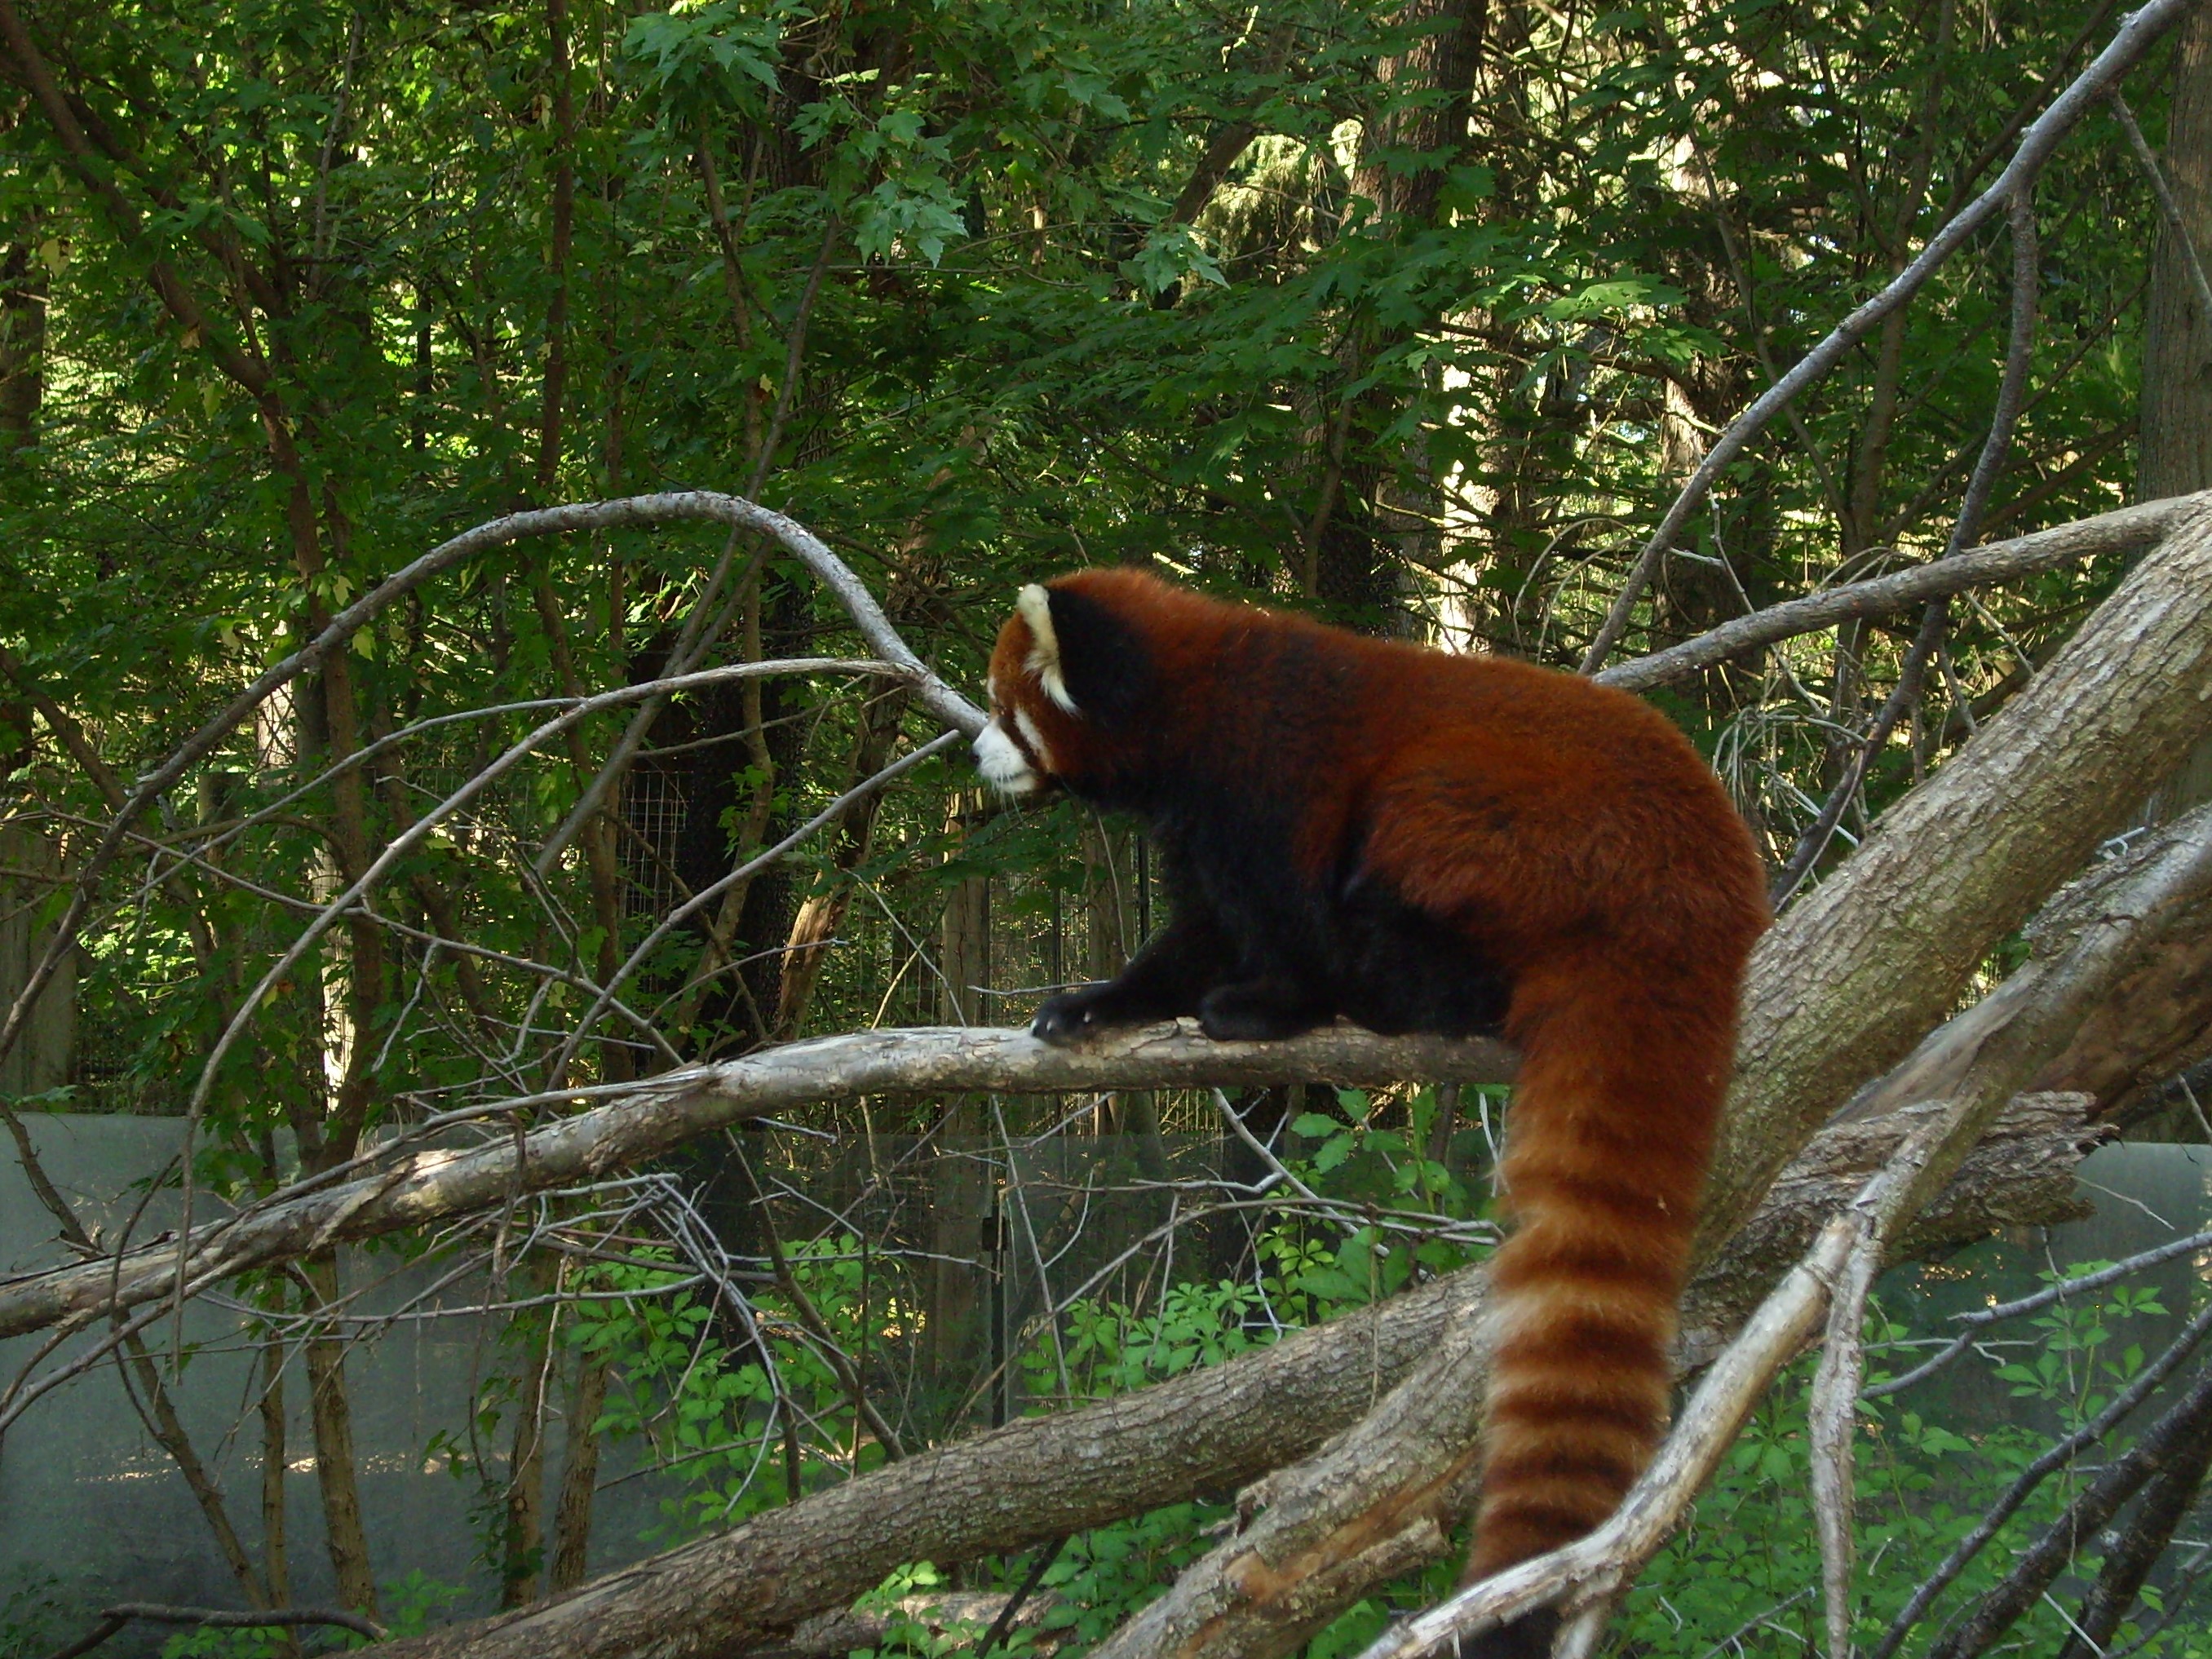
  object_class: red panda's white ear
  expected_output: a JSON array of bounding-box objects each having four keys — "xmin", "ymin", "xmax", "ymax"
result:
[{"xmin": 1016, "ymin": 584, "xmax": 1079, "ymax": 714}]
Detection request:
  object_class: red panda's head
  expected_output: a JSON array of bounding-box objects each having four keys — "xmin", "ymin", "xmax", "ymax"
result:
[{"xmin": 973, "ymin": 569, "xmax": 1183, "ymax": 799}]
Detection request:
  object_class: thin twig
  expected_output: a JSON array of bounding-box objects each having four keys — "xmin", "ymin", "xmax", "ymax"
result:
[
  {"xmin": 2110, "ymin": 89, "xmax": 2212, "ymax": 325},
  {"xmin": 1772, "ymin": 184, "xmax": 2042, "ymax": 905},
  {"xmin": 975, "ymin": 1537, "xmax": 1067, "ymax": 1659},
  {"xmin": 1866, "ymin": 1226, "xmax": 2212, "ymax": 1398},
  {"xmin": 1869, "ymin": 1294, "xmax": 2212, "ymax": 1659},
  {"xmin": 47, "ymin": 1604, "xmax": 385, "ymax": 1659}
]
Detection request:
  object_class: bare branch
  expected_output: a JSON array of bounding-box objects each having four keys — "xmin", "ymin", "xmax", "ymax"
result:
[
  {"xmin": 2112, "ymin": 89, "xmax": 2212, "ymax": 326},
  {"xmin": 1577, "ymin": 0, "xmax": 2192, "ymax": 671},
  {"xmin": 47, "ymin": 1603, "xmax": 385, "ymax": 1659},
  {"xmin": 1591, "ymin": 492, "xmax": 2197, "ymax": 693},
  {"xmin": 1705, "ymin": 502, "xmax": 2212, "ymax": 1256}
]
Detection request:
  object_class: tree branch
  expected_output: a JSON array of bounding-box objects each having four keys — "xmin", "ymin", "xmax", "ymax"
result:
[
  {"xmin": 1577, "ymin": 0, "xmax": 2193, "ymax": 671},
  {"xmin": 1591, "ymin": 493, "xmax": 2200, "ymax": 696},
  {"xmin": 46, "ymin": 1603, "xmax": 384, "ymax": 1659},
  {"xmin": 0, "ymin": 1023, "xmax": 1512, "ymax": 1344},
  {"xmin": 1704, "ymin": 500, "xmax": 2212, "ymax": 1258}
]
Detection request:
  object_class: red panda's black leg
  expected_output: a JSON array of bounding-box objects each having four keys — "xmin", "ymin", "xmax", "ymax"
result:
[
  {"xmin": 1030, "ymin": 910, "xmax": 1233, "ymax": 1043},
  {"xmin": 1460, "ymin": 1608, "xmax": 1560, "ymax": 1659},
  {"xmin": 1195, "ymin": 976, "xmax": 1332, "ymax": 1042}
]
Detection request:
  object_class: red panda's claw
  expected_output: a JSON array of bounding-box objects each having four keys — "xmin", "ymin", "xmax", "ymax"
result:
[{"xmin": 1030, "ymin": 985, "xmax": 1108, "ymax": 1045}]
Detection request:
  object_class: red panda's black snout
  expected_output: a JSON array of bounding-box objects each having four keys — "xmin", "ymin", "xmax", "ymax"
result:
[{"xmin": 980, "ymin": 568, "xmax": 1769, "ymax": 1646}]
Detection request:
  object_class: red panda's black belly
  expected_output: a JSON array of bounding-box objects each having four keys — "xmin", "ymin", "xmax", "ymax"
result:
[
  {"xmin": 1144, "ymin": 791, "xmax": 1513, "ymax": 1041},
  {"xmin": 1329, "ymin": 873, "xmax": 1513, "ymax": 1037}
]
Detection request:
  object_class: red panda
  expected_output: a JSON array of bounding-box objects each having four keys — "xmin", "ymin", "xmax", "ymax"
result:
[{"xmin": 977, "ymin": 568, "xmax": 1768, "ymax": 1655}]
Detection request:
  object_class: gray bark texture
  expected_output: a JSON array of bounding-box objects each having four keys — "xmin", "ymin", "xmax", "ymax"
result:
[
  {"xmin": 1676, "ymin": 1091, "xmax": 2098, "ymax": 1366},
  {"xmin": 2139, "ymin": 9, "xmax": 2212, "ymax": 826},
  {"xmin": 2030, "ymin": 804, "xmax": 2212, "ymax": 1119},
  {"xmin": 2139, "ymin": 7, "xmax": 2212, "ymax": 506}
]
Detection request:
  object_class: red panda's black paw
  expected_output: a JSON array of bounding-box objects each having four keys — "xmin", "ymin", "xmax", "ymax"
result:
[
  {"xmin": 1031, "ymin": 986, "xmax": 1113, "ymax": 1045},
  {"xmin": 1458, "ymin": 1608, "xmax": 1559, "ymax": 1659},
  {"xmin": 1196, "ymin": 982, "xmax": 1328, "ymax": 1042}
]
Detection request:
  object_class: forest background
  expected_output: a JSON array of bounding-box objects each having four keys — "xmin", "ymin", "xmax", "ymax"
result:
[{"xmin": 6, "ymin": 0, "xmax": 2212, "ymax": 1656}]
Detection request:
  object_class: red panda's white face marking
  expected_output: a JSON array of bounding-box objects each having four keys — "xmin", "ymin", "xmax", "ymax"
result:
[
  {"xmin": 1012, "ymin": 706, "xmax": 1054, "ymax": 767},
  {"xmin": 1016, "ymin": 584, "xmax": 1079, "ymax": 714},
  {"xmin": 976, "ymin": 584, "xmax": 1089, "ymax": 796},
  {"xmin": 974, "ymin": 717, "xmax": 1040, "ymax": 795},
  {"xmin": 975, "ymin": 661, "xmax": 1051, "ymax": 795}
]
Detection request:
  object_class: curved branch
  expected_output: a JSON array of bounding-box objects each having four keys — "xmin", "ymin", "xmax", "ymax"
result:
[{"xmin": 0, "ymin": 492, "xmax": 980, "ymax": 1115}]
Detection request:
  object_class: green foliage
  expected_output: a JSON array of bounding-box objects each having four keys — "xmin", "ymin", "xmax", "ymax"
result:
[
  {"xmin": 0, "ymin": 1573, "xmax": 69, "ymax": 1659},
  {"xmin": 3, "ymin": 0, "xmax": 2200, "ymax": 1639},
  {"xmin": 1607, "ymin": 1265, "xmax": 2211, "ymax": 1657},
  {"xmin": 570, "ymin": 1237, "xmax": 898, "ymax": 1533}
]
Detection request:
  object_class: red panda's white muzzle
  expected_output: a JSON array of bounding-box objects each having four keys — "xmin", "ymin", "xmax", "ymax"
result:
[{"xmin": 973, "ymin": 717, "xmax": 1044, "ymax": 796}]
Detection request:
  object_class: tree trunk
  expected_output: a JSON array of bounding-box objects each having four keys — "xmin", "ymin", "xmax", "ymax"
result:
[
  {"xmin": 2140, "ymin": 2, "xmax": 2212, "ymax": 814},
  {"xmin": 300, "ymin": 1253, "xmax": 383, "ymax": 1621},
  {"xmin": 261, "ymin": 1340, "xmax": 294, "ymax": 1611},
  {"xmin": 549, "ymin": 1350, "xmax": 609, "ymax": 1592},
  {"xmin": 499, "ymin": 1310, "xmax": 551, "ymax": 1608},
  {"xmin": 0, "ymin": 235, "xmax": 42, "ymax": 454},
  {"xmin": 773, "ymin": 689, "xmax": 912, "ymax": 1040}
]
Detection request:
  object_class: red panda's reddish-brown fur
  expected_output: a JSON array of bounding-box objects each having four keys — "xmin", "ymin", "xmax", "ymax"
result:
[{"xmin": 977, "ymin": 569, "xmax": 1768, "ymax": 1646}]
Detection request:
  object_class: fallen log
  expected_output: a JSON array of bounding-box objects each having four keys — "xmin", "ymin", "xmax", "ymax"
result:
[{"xmin": 366, "ymin": 1084, "xmax": 2099, "ymax": 1659}]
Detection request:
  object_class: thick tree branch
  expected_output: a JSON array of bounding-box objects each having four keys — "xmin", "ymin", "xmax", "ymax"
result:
[
  {"xmin": 1703, "ymin": 500, "xmax": 2212, "ymax": 1256},
  {"xmin": 0, "ymin": 1023, "xmax": 1512, "ymax": 1343}
]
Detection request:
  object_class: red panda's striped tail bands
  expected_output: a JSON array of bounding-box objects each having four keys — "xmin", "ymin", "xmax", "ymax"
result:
[{"xmin": 1463, "ymin": 960, "xmax": 1732, "ymax": 1593}]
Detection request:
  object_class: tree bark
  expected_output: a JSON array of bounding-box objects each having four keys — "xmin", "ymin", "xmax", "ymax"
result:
[
  {"xmin": 300, "ymin": 1254, "xmax": 382, "ymax": 1621},
  {"xmin": 2029, "ymin": 804, "xmax": 2212, "ymax": 1121},
  {"xmin": 549, "ymin": 1349, "xmax": 610, "ymax": 1593},
  {"xmin": 2139, "ymin": 2, "xmax": 2212, "ymax": 815},
  {"xmin": 772, "ymin": 688, "xmax": 912, "ymax": 1040},
  {"xmin": 2139, "ymin": 4, "xmax": 2212, "ymax": 504},
  {"xmin": 0, "ymin": 235, "xmax": 42, "ymax": 453}
]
